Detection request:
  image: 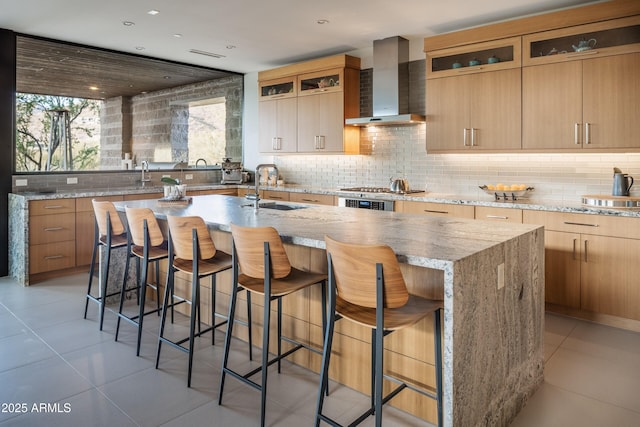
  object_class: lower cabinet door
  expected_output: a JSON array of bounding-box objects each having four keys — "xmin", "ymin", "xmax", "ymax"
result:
[
  {"xmin": 581, "ymin": 234, "xmax": 640, "ymax": 321},
  {"xmin": 544, "ymin": 230, "xmax": 581, "ymax": 309},
  {"xmin": 30, "ymin": 241, "xmax": 76, "ymax": 274}
]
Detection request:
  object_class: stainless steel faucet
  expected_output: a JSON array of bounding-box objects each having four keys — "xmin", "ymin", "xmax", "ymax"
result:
[
  {"xmin": 249, "ymin": 163, "xmax": 278, "ymax": 210},
  {"xmin": 141, "ymin": 160, "xmax": 151, "ymax": 187},
  {"xmin": 195, "ymin": 158, "xmax": 207, "ymax": 168}
]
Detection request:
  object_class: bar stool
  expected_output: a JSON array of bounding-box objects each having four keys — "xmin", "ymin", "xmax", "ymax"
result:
[
  {"xmin": 83, "ymin": 200, "xmax": 128, "ymax": 331},
  {"xmin": 115, "ymin": 207, "xmax": 168, "ymax": 356},
  {"xmin": 156, "ymin": 215, "xmax": 248, "ymax": 387},
  {"xmin": 316, "ymin": 236, "xmax": 443, "ymax": 427},
  {"xmin": 219, "ymin": 223, "xmax": 328, "ymax": 427}
]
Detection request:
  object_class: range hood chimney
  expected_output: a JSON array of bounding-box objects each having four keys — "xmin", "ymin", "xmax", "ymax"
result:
[{"xmin": 346, "ymin": 36, "xmax": 425, "ymax": 126}]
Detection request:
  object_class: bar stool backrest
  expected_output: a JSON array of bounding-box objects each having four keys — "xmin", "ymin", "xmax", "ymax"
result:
[
  {"xmin": 125, "ymin": 207, "xmax": 164, "ymax": 247},
  {"xmin": 325, "ymin": 236, "xmax": 409, "ymax": 309},
  {"xmin": 167, "ymin": 215, "xmax": 216, "ymax": 260},
  {"xmin": 230, "ymin": 223, "xmax": 291, "ymax": 279},
  {"xmin": 92, "ymin": 200, "xmax": 126, "ymax": 237}
]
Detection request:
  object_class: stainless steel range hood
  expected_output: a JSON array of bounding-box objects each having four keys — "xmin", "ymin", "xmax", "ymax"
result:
[{"xmin": 346, "ymin": 36, "xmax": 425, "ymax": 127}]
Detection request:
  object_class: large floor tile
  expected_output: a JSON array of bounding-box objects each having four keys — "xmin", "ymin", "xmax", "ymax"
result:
[
  {"xmin": 97, "ymin": 365, "xmax": 212, "ymax": 426},
  {"xmin": 0, "ymin": 388, "xmax": 137, "ymax": 427},
  {"xmin": 543, "ymin": 313, "xmax": 578, "ymax": 361},
  {"xmin": 0, "ymin": 357, "xmax": 93, "ymax": 423},
  {"xmin": 545, "ymin": 347, "xmax": 640, "ymax": 412},
  {"xmin": 561, "ymin": 320, "xmax": 640, "ymax": 364},
  {"xmin": 511, "ymin": 382, "xmax": 640, "ymax": 427},
  {"xmin": 0, "ymin": 312, "xmax": 29, "ymax": 340},
  {"xmin": 0, "ymin": 331, "xmax": 57, "ymax": 373}
]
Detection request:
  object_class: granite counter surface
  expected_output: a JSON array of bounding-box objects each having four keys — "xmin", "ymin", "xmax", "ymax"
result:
[{"xmin": 12, "ymin": 183, "xmax": 640, "ymax": 218}]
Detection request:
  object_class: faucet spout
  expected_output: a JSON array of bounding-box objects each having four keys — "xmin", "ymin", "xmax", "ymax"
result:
[
  {"xmin": 252, "ymin": 164, "xmax": 279, "ymax": 210},
  {"xmin": 195, "ymin": 158, "xmax": 207, "ymax": 168},
  {"xmin": 141, "ymin": 160, "xmax": 151, "ymax": 187}
]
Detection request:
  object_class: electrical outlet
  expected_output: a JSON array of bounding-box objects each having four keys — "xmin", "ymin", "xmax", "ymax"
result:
[
  {"xmin": 15, "ymin": 179, "xmax": 28, "ymax": 187},
  {"xmin": 162, "ymin": 174, "xmax": 170, "ymax": 178},
  {"xmin": 185, "ymin": 174, "xmax": 193, "ymax": 180},
  {"xmin": 67, "ymin": 177, "xmax": 78, "ymax": 184},
  {"xmin": 497, "ymin": 263, "xmax": 505, "ymax": 290}
]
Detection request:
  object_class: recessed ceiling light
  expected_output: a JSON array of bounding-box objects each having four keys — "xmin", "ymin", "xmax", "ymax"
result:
[
  {"xmin": 173, "ymin": 33, "xmax": 183, "ymax": 38},
  {"xmin": 147, "ymin": 10, "xmax": 160, "ymax": 15},
  {"xmin": 226, "ymin": 45, "xmax": 236, "ymax": 49},
  {"xmin": 89, "ymin": 86, "xmax": 99, "ymax": 91},
  {"xmin": 123, "ymin": 21, "xmax": 135, "ymax": 26},
  {"xmin": 163, "ymin": 76, "xmax": 171, "ymax": 79},
  {"xmin": 135, "ymin": 46, "xmax": 145, "ymax": 50},
  {"xmin": 317, "ymin": 19, "xmax": 329, "ymax": 24}
]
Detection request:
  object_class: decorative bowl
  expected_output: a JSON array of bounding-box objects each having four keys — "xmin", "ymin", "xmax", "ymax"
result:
[{"xmin": 479, "ymin": 185, "xmax": 534, "ymax": 201}]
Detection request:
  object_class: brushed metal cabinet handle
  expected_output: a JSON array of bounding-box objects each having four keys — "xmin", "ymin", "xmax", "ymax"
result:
[
  {"xmin": 486, "ymin": 215, "xmax": 508, "ymax": 220},
  {"xmin": 44, "ymin": 205, "xmax": 65, "ymax": 209},
  {"xmin": 471, "ymin": 128, "xmax": 476, "ymax": 147},
  {"xmin": 463, "ymin": 128, "xmax": 469, "ymax": 147},
  {"xmin": 564, "ymin": 221, "xmax": 598, "ymax": 227},
  {"xmin": 572, "ymin": 238, "xmax": 577, "ymax": 261},
  {"xmin": 423, "ymin": 209, "xmax": 449, "ymax": 214},
  {"xmin": 44, "ymin": 255, "xmax": 64, "ymax": 260},
  {"xmin": 574, "ymin": 123, "xmax": 580, "ymax": 145},
  {"xmin": 585, "ymin": 123, "xmax": 591, "ymax": 145},
  {"xmin": 44, "ymin": 227, "xmax": 64, "ymax": 232},
  {"xmin": 584, "ymin": 240, "xmax": 589, "ymax": 262},
  {"xmin": 301, "ymin": 198, "xmax": 319, "ymax": 202}
]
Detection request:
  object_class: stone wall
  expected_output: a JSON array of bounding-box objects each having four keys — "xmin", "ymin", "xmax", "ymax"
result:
[{"xmin": 100, "ymin": 74, "xmax": 243, "ymax": 169}]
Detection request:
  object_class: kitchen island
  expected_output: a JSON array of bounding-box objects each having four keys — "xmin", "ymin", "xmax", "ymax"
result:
[{"xmin": 114, "ymin": 194, "xmax": 545, "ymax": 427}]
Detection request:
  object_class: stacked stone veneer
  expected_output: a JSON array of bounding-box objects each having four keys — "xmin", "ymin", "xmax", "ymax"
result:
[{"xmin": 101, "ymin": 74, "xmax": 243, "ymax": 169}]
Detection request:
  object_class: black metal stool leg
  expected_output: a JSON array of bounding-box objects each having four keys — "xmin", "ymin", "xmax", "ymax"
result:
[
  {"xmin": 218, "ymin": 274, "xmax": 240, "ymax": 404},
  {"xmin": 135, "ymin": 254, "xmax": 149, "ymax": 356},
  {"xmin": 247, "ymin": 290, "xmax": 253, "ymax": 360}
]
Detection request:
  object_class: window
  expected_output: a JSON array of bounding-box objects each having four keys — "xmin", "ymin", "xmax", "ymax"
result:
[{"xmin": 187, "ymin": 98, "xmax": 226, "ymax": 166}]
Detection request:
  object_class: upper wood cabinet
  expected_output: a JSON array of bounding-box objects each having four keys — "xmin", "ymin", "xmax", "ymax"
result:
[
  {"xmin": 259, "ymin": 76, "xmax": 298, "ymax": 153},
  {"xmin": 258, "ymin": 55, "xmax": 362, "ymax": 154},
  {"xmin": 427, "ymin": 37, "xmax": 522, "ymax": 79},
  {"xmin": 522, "ymin": 17, "xmax": 640, "ymax": 150},
  {"xmin": 426, "ymin": 68, "xmax": 521, "ymax": 152}
]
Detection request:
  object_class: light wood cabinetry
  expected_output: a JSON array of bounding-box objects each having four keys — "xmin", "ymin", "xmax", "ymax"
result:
[
  {"xmin": 426, "ymin": 37, "xmax": 522, "ymax": 152},
  {"xmin": 475, "ymin": 206, "xmax": 522, "ymax": 223},
  {"xmin": 258, "ymin": 55, "xmax": 362, "ymax": 154},
  {"xmin": 189, "ymin": 188, "xmax": 237, "ymax": 196},
  {"xmin": 523, "ymin": 210, "xmax": 640, "ymax": 320},
  {"xmin": 289, "ymin": 192, "xmax": 335, "ymax": 206},
  {"xmin": 426, "ymin": 68, "xmax": 521, "ymax": 152},
  {"xmin": 522, "ymin": 16, "xmax": 640, "ymax": 150},
  {"xmin": 397, "ymin": 201, "xmax": 475, "ymax": 219},
  {"xmin": 262, "ymin": 190, "xmax": 290, "ymax": 201},
  {"xmin": 29, "ymin": 199, "xmax": 76, "ymax": 274},
  {"xmin": 258, "ymin": 78, "xmax": 297, "ymax": 153}
]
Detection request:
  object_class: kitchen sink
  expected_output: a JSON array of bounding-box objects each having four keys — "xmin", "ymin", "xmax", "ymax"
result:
[{"xmin": 242, "ymin": 202, "xmax": 307, "ymax": 211}]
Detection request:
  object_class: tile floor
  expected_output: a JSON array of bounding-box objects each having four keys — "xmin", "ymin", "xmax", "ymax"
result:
[{"xmin": 0, "ymin": 273, "xmax": 639, "ymax": 427}]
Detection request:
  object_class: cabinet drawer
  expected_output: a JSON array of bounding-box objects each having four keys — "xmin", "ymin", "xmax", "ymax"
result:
[
  {"xmin": 523, "ymin": 210, "xmax": 640, "ymax": 239},
  {"xmin": 30, "ymin": 199, "xmax": 75, "ymax": 216},
  {"xmin": 76, "ymin": 196, "xmax": 123, "ymax": 212},
  {"xmin": 289, "ymin": 192, "xmax": 335, "ymax": 206},
  {"xmin": 29, "ymin": 241, "xmax": 76, "ymax": 274},
  {"xmin": 263, "ymin": 190, "xmax": 290, "ymax": 201},
  {"xmin": 191, "ymin": 189, "xmax": 237, "ymax": 196},
  {"xmin": 475, "ymin": 206, "xmax": 522, "ymax": 223},
  {"xmin": 30, "ymin": 213, "xmax": 76, "ymax": 245},
  {"xmin": 123, "ymin": 192, "xmax": 163, "ymax": 201},
  {"xmin": 401, "ymin": 201, "xmax": 475, "ymax": 219}
]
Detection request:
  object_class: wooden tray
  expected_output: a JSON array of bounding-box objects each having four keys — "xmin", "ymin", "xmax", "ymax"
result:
[{"xmin": 157, "ymin": 196, "xmax": 192, "ymax": 206}]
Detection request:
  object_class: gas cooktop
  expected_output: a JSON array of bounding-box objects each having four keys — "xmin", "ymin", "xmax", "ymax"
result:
[{"xmin": 339, "ymin": 187, "xmax": 424, "ymax": 194}]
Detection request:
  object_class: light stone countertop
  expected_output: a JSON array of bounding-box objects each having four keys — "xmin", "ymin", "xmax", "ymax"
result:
[
  {"xmin": 11, "ymin": 183, "xmax": 640, "ymax": 218},
  {"xmin": 113, "ymin": 194, "xmax": 541, "ymax": 270}
]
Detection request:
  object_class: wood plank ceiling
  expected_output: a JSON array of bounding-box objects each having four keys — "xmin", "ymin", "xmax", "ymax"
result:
[{"xmin": 16, "ymin": 35, "xmax": 239, "ymax": 100}]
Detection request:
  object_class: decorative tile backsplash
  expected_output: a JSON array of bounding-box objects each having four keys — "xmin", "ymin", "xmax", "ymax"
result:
[{"xmin": 274, "ymin": 125, "xmax": 640, "ymax": 203}]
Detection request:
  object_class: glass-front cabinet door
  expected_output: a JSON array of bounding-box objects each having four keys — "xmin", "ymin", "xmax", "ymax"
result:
[
  {"xmin": 522, "ymin": 16, "xmax": 640, "ymax": 66},
  {"xmin": 298, "ymin": 69, "xmax": 343, "ymax": 95},
  {"xmin": 259, "ymin": 76, "xmax": 296, "ymax": 100}
]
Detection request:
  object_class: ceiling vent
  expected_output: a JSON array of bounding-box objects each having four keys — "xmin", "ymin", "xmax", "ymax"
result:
[{"xmin": 189, "ymin": 49, "xmax": 226, "ymax": 59}]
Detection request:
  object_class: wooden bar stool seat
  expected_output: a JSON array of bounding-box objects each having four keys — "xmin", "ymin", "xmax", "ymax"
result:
[
  {"xmin": 157, "ymin": 215, "xmax": 251, "ymax": 387},
  {"xmin": 316, "ymin": 236, "xmax": 443, "ymax": 427},
  {"xmin": 115, "ymin": 207, "xmax": 168, "ymax": 356},
  {"xmin": 83, "ymin": 200, "xmax": 128, "ymax": 331},
  {"xmin": 219, "ymin": 223, "xmax": 328, "ymax": 427}
]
